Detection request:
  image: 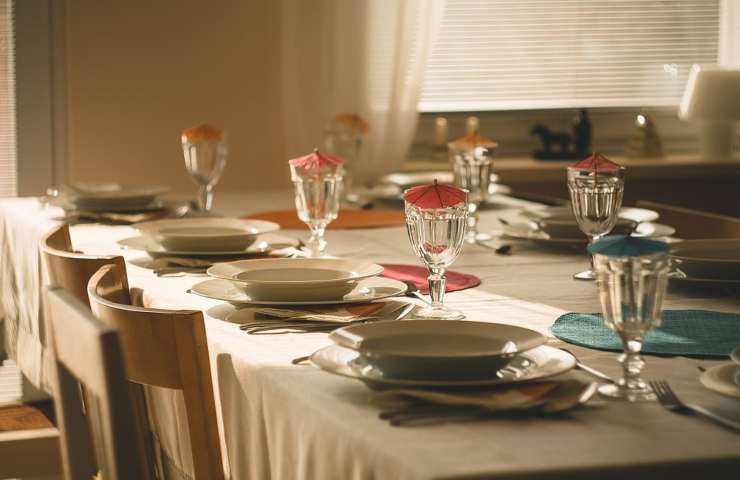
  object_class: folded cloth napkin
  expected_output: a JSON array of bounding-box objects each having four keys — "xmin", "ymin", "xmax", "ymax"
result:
[
  {"xmin": 372, "ymin": 380, "xmax": 596, "ymax": 417},
  {"xmin": 380, "ymin": 264, "xmax": 481, "ymax": 294},
  {"xmin": 243, "ymin": 208, "xmax": 406, "ymax": 229},
  {"xmin": 552, "ymin": 310, "xmax": 740, "ymax": 358}
]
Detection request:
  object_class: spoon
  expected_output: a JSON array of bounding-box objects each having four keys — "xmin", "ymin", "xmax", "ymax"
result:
[
  {"xmin": 403, "ymin": 281, "xmax": 431, "ymax": 306},
  {"xmin": 559, "ymin": 348, "xmax": 616, "ymax": 384}
]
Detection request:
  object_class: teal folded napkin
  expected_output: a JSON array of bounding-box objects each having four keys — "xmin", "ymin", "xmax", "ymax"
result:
[{"xmin": 551, "ymin": 310, "xmax": 740, "ymax": 358}]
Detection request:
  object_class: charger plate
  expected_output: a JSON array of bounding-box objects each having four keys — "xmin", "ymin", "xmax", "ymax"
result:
[
  {"xmin": 310, "ymin": 344, "xmax": 575, "ymax": 389},
  {"xmin": 189, "ymin": 277, "xmax": 407, "ymax": 306}
]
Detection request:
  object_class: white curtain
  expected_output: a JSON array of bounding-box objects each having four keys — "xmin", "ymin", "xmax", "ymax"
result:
[
  {"xmin": 281, "ymin": 0, "xmax": 445, "ymax": 184},
  {"xmin": 720, "ymin": 0, "xmax": 740, "ymax": 67}
]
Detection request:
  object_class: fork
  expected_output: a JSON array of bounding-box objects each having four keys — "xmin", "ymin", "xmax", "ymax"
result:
[{"xmin": 649, "ymin": 380, "xmax": 740, "ymax": 432}]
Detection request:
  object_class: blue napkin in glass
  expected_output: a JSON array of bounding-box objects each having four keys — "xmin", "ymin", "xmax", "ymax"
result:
[{"xmin": 551, "ymin": 310, "xmax": 740, "ymax": 358}]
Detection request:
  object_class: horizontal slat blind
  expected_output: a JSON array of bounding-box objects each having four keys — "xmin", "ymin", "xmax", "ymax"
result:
[
  {"xmin": 0, "ymin": 0, "xmax": 15, "ymax": 197},
  {"xmin": 420, "ymin": 0, "xmax": 720, "ymax": 112}
]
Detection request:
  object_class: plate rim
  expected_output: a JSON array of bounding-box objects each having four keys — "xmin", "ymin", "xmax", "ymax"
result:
[
  {"xmin": 189, "ymin": 277, "xmax": 407, "ymax": 306},
  {"xmin": 310, "ymin": 344, "xmax": 575, "ymax": 387},
  {"xmin": 117, "ymin": 233, "xmax": 298, "ymax": 256},
  {"xmin": 207, "ymin": 258, "xmax": 385, "ymax": 286},
  {"xmin": 329, "ymin": 320, "xmax": 547, "ymax": 360}
]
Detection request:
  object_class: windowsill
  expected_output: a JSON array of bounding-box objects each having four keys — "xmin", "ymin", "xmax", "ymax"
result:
[{"xmin": 405, "ymin": 153, "xmax": 740, "ymax": 183}]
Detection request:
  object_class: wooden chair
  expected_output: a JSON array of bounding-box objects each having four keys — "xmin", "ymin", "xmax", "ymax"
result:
[
  {"xmin": 40, "ymin": 223, "xmax": 156, "ymax": 479},
  {"xmin": 636, "ymin": 200, "xmax": 740, "ymax": 239},
  {"xmin": 45, "ymin": 285, "xmax": 146, "ymax": 480},
  {"xmin": 40, "ymin": 223, "xmax": 129, "ymax": 306},
  {"xmin": 88, "ymin": 263, "xmax": 225, "ymax": 480}
]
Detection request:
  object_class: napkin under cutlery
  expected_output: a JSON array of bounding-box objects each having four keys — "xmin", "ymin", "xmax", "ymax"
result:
[
  {"xmin": 373, "ymin": 380, "xmax": 597, "ymax": 426},
  {"xmin": 239, "ymin": 301, "xmax": 414, "ymax": 334}
]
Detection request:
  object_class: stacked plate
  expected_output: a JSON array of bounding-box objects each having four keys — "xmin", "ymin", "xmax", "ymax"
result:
[
  {"xmin": 50, "ymin": 183, "xmax": 171, "ymax": 212},
  {"xmin": 120, "ymin": 217, "xmax": 292, "ymax": 258},
  {"xmin": 369, "ymin": 171, "xmax": 512, "ymax": 209},
  {"xmin": 190, "ymin": 258, "xmax": 407, "ymax": 305},
  {"xmin": 671, "ymin": 239, "xmax": 740, "ymax": 286},
  {"xmin": 503, "ymin": 206, "xmax": 675, "ymax": 245},
  {"xmin": 311, "ymin": 320, "xmax": 576, "ymax": 389}
]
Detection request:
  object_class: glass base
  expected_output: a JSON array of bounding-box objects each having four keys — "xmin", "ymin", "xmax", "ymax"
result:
[
  {"xmin": 466, "ymin": 231, "xmax": 493, "ymax": 243},
  {"xmin": 598, "ymin": 382, "xmax": 656, "ymax": 402},
  {"xmin": 414, "ymin": 306, "xmax": 465, "ymax": 320},
  {"xmin": 573, "ymin": 269, "xmax": 596, "ymax": 281}
]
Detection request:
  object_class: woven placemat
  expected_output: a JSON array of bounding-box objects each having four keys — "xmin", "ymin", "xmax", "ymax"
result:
[
  {"xmin": 551, "ymin": 310, "xmax": 740, "ymax": 358},
  {"xmin": 243, "ymin": 208, "xmax": 406, "ymax": 229}
]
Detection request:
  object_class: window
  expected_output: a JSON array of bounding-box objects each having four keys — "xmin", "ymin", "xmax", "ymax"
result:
[
  {"xmin": 420, "ymin": 0, "xmax": 721, "ymax": 112},
  {"xmin": 0, "ymin": 0, "xmax": 16, "ymax": 197}
]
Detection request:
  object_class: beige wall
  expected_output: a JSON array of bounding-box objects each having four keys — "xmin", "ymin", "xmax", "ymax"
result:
[{"xmin": 65, "ymin": 0, "xmax": 291, "ymax": 194}]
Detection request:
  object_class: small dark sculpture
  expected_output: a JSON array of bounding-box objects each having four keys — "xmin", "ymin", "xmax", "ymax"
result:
[{"xmin": 531, "ymin": 109, "xmax": 592, "ymax": 160}]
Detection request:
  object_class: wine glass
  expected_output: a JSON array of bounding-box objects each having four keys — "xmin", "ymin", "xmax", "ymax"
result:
[
  {"xmin": 323, "ymin": 125, "xmax": 363, "ymax": 204},
  {"xmin": 590, "ymin": 236, "xmax": 671, "ymax": 401},
  {"xmin": 181, "ymin": 128, "xmax": 227, "ymax": 213},
  {"xmin": 290, "ymin": 160, "xmax": 344, "ymax": 257},
  {"xmin": 567, "ymin": 165, "xmax": 625, "ymax": 280},
  {"xmin": 449, "ymin": 144, "xmax": 494, "ymax": 243},
  {"xmin": 405, "ymin": 196, "xmax": 468, "ymax": 320}
]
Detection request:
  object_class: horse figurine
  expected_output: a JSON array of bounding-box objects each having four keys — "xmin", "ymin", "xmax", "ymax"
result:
[{"xmin": 529, "ymin": 124, "xmax": 573, "ymax": 159}]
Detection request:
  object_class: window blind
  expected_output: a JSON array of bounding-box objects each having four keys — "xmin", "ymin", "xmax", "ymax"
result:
[
  {"xmin": 419, "ymin": 0, "xmax": 720, "ymax": 112},
  {"xmin": 0, "ymin": 0, "xmax": 15, "ymax": 197}
]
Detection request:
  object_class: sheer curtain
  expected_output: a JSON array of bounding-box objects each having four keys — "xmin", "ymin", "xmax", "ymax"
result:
[
  {"xmin": 0, "ymin": 0, "xmax": 15, "ymax": 197},
  {"xmin": 281, "ymin": 0, "xmax": 445, "ymax": 184},
  {"xmin": 720, "ymin": 0, "xmax": 740, "ymax": 66}
]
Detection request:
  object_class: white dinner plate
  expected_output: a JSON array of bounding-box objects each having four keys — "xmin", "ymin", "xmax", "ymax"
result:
[
  {"xmin": 700, "ymin": 363, "xmax": 740, "ymax": 399},
  {"xmin": 502, "ymin": 220, "xmax": 675, "ymax": 245},
  {"xmin": 521, "ymin": 206, "xmax": 660, "ymax": 224},
  {"xmin": 189, "ymin": 276, "xmax": 407, "ymax": 306},
  {"xmin": 66, "ymin": 183, "xmax": 170, "ymax": 211},
  {"xmin": 329, "ymin": 320, "xmax": 547, "ymax": 381},
  {"xmin": 135, "ymin": 218, "xmax": 280, "ymax": 252},
  {"xmin": 207, "ymin": 258, "xmax": 384, "ymax": 301},
  {"xmin": 381, "ymin": 171, "xmax": 500, "ymax": 189},
  {"xmin": 118, "ymin": 233, "xmax": 299, "ymax": 257},
  {"xmin": 670, "ymin": 239, "xmax": 740, "ymax": 281},
  {"xmin": 310, "ymin": 344, "xmax": 575, "ymax": 389},
  {"xmin": 371, "ymin": 183, "xmax": 511, "ymax": 209}
]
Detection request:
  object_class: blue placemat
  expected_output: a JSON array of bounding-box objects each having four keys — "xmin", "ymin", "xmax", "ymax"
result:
[{"xmin": 551, "ymin": 310, "xmax": 740, "ymax": 358}]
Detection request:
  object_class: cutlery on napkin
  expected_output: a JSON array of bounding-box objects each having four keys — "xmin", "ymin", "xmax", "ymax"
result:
[
  {"xmin": 373, "ymin": 380, "xmax": 597, "ymax": 426},
  {"xmin": 240, "ymin": 301, "xmax": 414, "ymax": 334}
]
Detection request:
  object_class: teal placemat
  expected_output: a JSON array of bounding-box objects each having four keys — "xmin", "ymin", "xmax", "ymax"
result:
[{"xmin": 551, "ymin": 310, "xmax": 740, "ymax": 358}]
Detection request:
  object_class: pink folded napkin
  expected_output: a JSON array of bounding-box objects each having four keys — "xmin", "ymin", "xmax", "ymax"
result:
[{"xmin": 380, "ymin": 264, "xmax": 481, "ymax": 294}]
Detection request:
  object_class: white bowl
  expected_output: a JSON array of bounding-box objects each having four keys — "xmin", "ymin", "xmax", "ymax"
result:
[
  {"xmin": 207, "ymin": 258, "xmax": 384, "ymax": 302},
  {"xmin": 68, "ymin": 183, "xmax": 170, "ymax": 211},
  {"xmin": 671, "ymin": 239, "xmax": 740, "ymax": 280},
  {"xmin": 330, "ymin": 320, "xmax": 547, "ymax": 381},
  {"xmin": 135, "ymin": 218, "xmax": 279, "ymax": 252}
]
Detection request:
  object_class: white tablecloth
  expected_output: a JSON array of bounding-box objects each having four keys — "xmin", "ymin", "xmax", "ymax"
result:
[{"xmin": 2, "ymin": 193, "xmax": 740, "ymax": 479}]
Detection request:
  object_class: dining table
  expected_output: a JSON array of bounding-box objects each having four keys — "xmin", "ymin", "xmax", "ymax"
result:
[{"xmin": 1, "ymin": 190, "xmax": 739, "ymax": 479}]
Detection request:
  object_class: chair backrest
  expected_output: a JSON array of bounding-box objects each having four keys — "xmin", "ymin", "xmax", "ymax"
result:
[
  {"xmin": 45, "ymin": 286, "xmax": 145, "ymax": 480},
  {"xmin": 636, "ymin": 200, "xmax": 740, "ymax": 239},
  {"xmin": 88, "ymin": 264, "xmax": 225, "ymax": 480},
  {"xmin": 40, "ymin": 224, "xmax": 130, "ymax": 306}
]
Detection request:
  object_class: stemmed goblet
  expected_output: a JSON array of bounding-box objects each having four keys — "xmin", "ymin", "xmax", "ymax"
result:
[
  {"xmin": 404, "ymin": 181, "xmax": 468, "ymax": 320},
  {"xmin": 289, "ymin": 149, "xmax": 344, "ymax": 257},
  {"xmin": 323, "ymin": 113, "xmax": 367, "ymax": 203},
  {"xmin": 181, "ymin": 124, "xmax": 227, "ymax": 213},
  {"xmin": 567, "ymin": 153, "xmax": 625, "ymax": 280},
  {"xmin": 590, "ymin": 235, "xmax": 671, "ymax": 401},
  {"xmin": 449, "ymin": 132, "xmax": 497, "ymax": 244}
]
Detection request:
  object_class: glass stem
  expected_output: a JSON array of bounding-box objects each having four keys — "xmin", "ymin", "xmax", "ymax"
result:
[
  {"xmin": 466, "ymin": 203, "xmax": 480, "ymax": 241},
  {"xmin": 307, "ymin": 222, "xmax": 327, "ymax": 257},
  {"xmin": 619, "ymin": 337, "xmax": 646, "ymax": 391},
  {"xmin": 587, "ymin": 234, "xmax": 602, "ymax": 271},
  {"xmin": 198, "ymin": 184, "xmax": 214, "ymax": 212},
  {"xmin": 427, "ymin": 267, "xmax": 446, "ymax": 309}
]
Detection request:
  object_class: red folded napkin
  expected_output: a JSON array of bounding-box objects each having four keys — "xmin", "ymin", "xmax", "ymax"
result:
[{"xmin": 380, "ymin": 264, "xmax": 481, "ymax": 294}]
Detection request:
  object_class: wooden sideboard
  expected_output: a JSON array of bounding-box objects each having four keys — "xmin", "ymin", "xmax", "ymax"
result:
[{"xmin": 406, "ymin": 155, "xmax": 740, "ymax": 218}]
